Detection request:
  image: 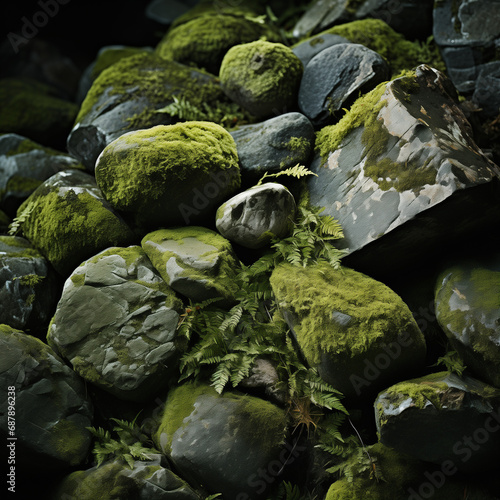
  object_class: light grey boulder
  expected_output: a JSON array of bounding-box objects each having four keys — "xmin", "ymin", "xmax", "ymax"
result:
[
  {"xmin": 0, "ymin": 325, "xmax": 93, "ymax": 470},
  {"xmin": 216, "ymin": 183, "xmax": 296, "ymax": 249},
  {"xmin": 141, "ymin": 226, "xmax": 240, "ymax": 305},
  {"xmin": 47, "ymin": 246, "xmax": 183, "ymax": 402}
]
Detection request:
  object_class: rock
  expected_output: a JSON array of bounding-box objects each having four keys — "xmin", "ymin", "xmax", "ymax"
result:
[
  {"xmin": 0, "ymin": 78, "xmax": 78, "ymax": 150},
  {"xmin": 0, "ymin": 209, "xmax": 10, "ymax": 233},
  {"xmin": 0, "ymin": 133, "xmax": 83, "ymax": 215},
  {"xmin": 53, "ymin": 456, "xmax": 200, "ymax": 500},
  {"xmin": 309, "ymin": 65, "xmax": 500, "ymax": 276},
  {"xmin": 47, "ymin": 246, "xmax": 183, "ymax": 402},
  {"xmin": 375, "ymin": 371, "xmax": 500, "ymax": 473},
  {"xmin": 0, "ymin": 324, "xmax": 93, "ymax": 470},
  {"xmin": 15, "ymin": 170, "xmax": 134, "ymax": 277},
  {"xmin": 67, "ymin": 53, "xmax": 228, "ymax": 171},
  {"xmin": 230, "ymin": 112, "xmax": 315, "ymax": 185},
  {"xmin": 0, "ymin": 236, "xmax": 59, "ymax": 336},
  {"xmin": 472, "ymin": 62, "xmax": 500, "ymax": 119},
  {"xmin": 239, "ymin": 358, "xmax": 286, "ymax": 404},
  {"xmin": 145, "ymin": 0, "xmax": 200, "ymax": 25},
  {"xmin": 270, "ymin": 262, "xmax": 426, "ymax": 399},
  {"xmin": 298, "ymin": 43, "xmax": 391, "ymax": 127},
  {"xmin": 141, "ymin": 226, "xmax": 240, "ymax": 305},
  {"xmin": 216, "ymin": 183, "xmax": 296, "ymax": 249},
  {"xmin": 220, "ymin": 40, "xmax": 304, "ymax": 119},
  {"xmin": 292, "ymin": 33, "xmax": 350, "ymax": 68},
  {"xmin": 435, "ymin": 261, "xmax": 500, "ymax": 388},
  {"xmin": 433, "ymin": 0, "xmax": 500, "ymax": 94},
  {"xmin": 293, "ymin": 0, "xmax": 434, "ymax": 41},
  {"xmin": 153, "ymin": 382, "xmax": 288, "ymax": 498},
  {"xmin": 95, "ymin": 122, "xmax": 240, "ymax": 231},
  {"xmin": 156, "ymin": 12, "xmax": 279, "ymax": 75}
]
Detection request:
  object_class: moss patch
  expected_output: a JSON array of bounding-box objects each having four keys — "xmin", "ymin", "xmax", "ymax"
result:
[
  {"xmin": 50, "ymin": 418, "xmax": 90, "ymax": 466},
  {"xmin": 91, "ymin": 47, "xmax": 151, "ymax": 80}
]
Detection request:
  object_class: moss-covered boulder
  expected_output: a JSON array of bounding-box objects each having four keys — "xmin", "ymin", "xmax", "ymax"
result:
[
  {"xmin": 220, "ymin": 40, "xmax": 304, "ymax": 119},
  {"xmin": 0, "ymin": 236, "xmax": 59, "ymax": 336},
  {"xmin": 0, "ymin": 325, "xmax": 93, "ymax": 470},
  {"xmin": 53, "ymin": 456, "xmax": 201, "ymax": 500},
  {"xmin": 216, "ymin": 183, "xmax": 296, "ymax": 249},
  {"xmin": 141, "ymin": 226, "xmax": 240, "ymax": 304},
  {"xmin": 0, "ymin": 133, "xmax": 83, "ymax": 215},
  {"xmin": 15, "ymin": 170, "xmax": 134, "ymax": 276},
  {"xmin": 68, "ymin": 53, "xmax": 229, "ymax": 170},
  {"xmin": 309, "ymin": 65, "xmax": 500, "ymax": 274},
  {"xmin": 435, "ymin": 261, "xmax": 500, "ymax": 388},
  {"xmin": 375, "ymin": 371, "xmax": 500, "ymax": 473},
  {"xmin": 0, "ymin": 78, "xmax": 78, "ymax": 150},
  {"xmin": 156, "ymin": 12, "xmax": 279, "ymax": 75},
  {"xmin": 95, "ymin": 122, "xmax": 240, "ymax": 230},
  {"xmin": 153, "ymin": 382, "xmax": 288, "ymax": 498},
  {"xmin": 0, "ymin": 209, "xmax": 10, "ymax": 233},
  {"xmin": 47, "ymin": 246, "xmax": 183, "ymax": 402},
  {"xmin": 270, "ymin": 262, "xmax": 426, "ymax": 398}
]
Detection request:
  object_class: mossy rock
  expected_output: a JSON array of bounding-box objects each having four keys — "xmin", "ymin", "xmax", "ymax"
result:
[
  {"xmin": 220, "ymin": 40, "xmax": 304, "ymax": 118},
  {"xmin": 0, "ymin": 78, "xmax": 78, "ymax": 150},
  {"xmin": 15, "ymin": 170, "xmax": 134, "ymax": 277},
  {"xmin": 95, "ymin": 122, "xmax": 240, "ymax": 230},
  {"xmin": 47, "ymin": 246, "xmax": 183, "ymax": 402},
  {"xmin": 270, "ymin": 262, "xmax": 426, "ymax": 398},
  {"xmin": 0, "ymin": 325, "xmax": 93, "ymax": 470},
  {"xmin": 153, "ymin": 382, "xmax": 288, "ymax": 498},
  {"xmin": 141, "ymin": 226, "xmax": 240, "ymax": 304},
  {"xmin": 375, "ymin": 371, "xmax": 500, "ymax": 473},
  {"xmin": 0, "ymin": 209, "xmax": 10, "ymax": 232},
  {"xmin": 156, "ymin": 12, "xmax": 279, "ymax": 74},
  {"xmin": 435, "ymin": 262, "xmax": 500, "ymax": 387}
]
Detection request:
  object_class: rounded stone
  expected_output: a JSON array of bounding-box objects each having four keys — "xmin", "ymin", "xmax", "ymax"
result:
[{"xmin": 219, "ymin": 40, "xmax": 304, "ymax": 118}]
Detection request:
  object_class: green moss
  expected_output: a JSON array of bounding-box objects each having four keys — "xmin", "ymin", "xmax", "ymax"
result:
[
  {"xmin": 5, "ymin": 175, "xmax": 43, "ymax": 195},
  {"xmin": 50, "ymin": 419, "xmax": 90, "ymax": 466},
  {"xmin": 156, "ymin": 13, "xmax": 279, "ymax": 74},
  {"xmin": 270, "ymin": 262, "xmax": 421, "ymax": 365},
  {"xmin": 18, "ymin": 188, "xmax": 134, "ymax": 276},
  {"xmin": 76, "ymin": 53, "xmax": 226, "ymax": 127},
  {"xmin": 4, "ymin": 137, "xmax": 61, "ymax": 157},
  {"xmin": 311, "ymin": 19, "xmax": 446, "ymax": 75},
  {"xmin": 0, "ymin": 235, "xmax": 41, "ymax": 257},
  {"xmin": 91, "ymin": 47, "xmax": 151, "ymax": 80},
  {"xmin": 71, "ymin": 356, "xmax": 107, "ymax": 385},
  {"xmin": 70, "ymin": 272, "xmax": 85, "ymax": 287}
]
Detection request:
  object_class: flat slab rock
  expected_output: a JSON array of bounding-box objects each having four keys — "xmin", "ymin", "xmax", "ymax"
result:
[
  {"xmin": 47, "ymin": 246, "xmax": 183, "ymax": 402},
  {"xmin": 376, "ymin": 371, "xmax": 500, "ymax": 473},
  {"xmin": 308, "ymin": 64, "xmax": 500, "ymax": 274}
]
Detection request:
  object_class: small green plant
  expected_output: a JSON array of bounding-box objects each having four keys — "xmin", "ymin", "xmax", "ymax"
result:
[
  {"xmin": 435, "ymin": 350, "xmax": 467, "ymax": 376},
  {"xmin": 256, "ymin": 164, "xmax": 318, "ymax": 186},
  {"xmin": 86, "ymin": 416, "xmax": 159, "ymax": 469}
]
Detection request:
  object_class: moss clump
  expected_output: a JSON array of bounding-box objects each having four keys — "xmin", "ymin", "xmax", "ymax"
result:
[
  {"xmin": 95, "ymin": 122, "xmax": 240, "ymax": 227},
  {"xmin": 311, "ymin": 19, "xmax": 446, "ymax": 75},
  {"xmin": 156, "ymin": 13, "xmax": 279, "ymax": 74},
  {"xmin": 50, "ymin": 419, "xmax": 91, "ymax": 466},
  {"xmin": 270, "ymin": 262, "xmax": 422, "ymax": 365},
  {"xmin": 18, "ymin": 187, "xmax": 134, "ymax": 276},
  {"xmin": 0, "ymin": 78, "xmax": 77, "ymax": 148},
  {"xmin": 91, "ymin": 47, "xmax": 151, "ymax": 81},
  {"xmin": 75, "ymin": 53, "xmax": 226, "ymax": 128},
  {"xmin": 0, "ymin": 235, "xmax": 41, "ymax": 257},
  {"xmin": 220, "ymin": 40, "xmax": 303, "ymax": 118},
  {"xmin": 3, "ymin": 136, "xmax": 61, "ymax": 157}
]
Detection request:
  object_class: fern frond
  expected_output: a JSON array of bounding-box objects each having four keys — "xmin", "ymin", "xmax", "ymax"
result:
[{"xmin": 256, "ymin": 163, "xmax": 318, "ymax": 186}]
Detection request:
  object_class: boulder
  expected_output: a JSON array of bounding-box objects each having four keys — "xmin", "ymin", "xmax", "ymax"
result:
[
  {"xmin": 15, "ymin": 170, "xmax": 134, "ymax": 276},
  {"xmin": 67, "ymin": 53, "xmax": 228, "ymax": 170},
  {"xmin": 153, "ymin": 382, "xmax": 288, "ymax": 499},
  {"xmin": 53, "ymin": 456, "xmax": 201, "ymax": 500},
  {"xmin": 270, "ymin": 262, "xmax": 426, "ymax": 399},
  {"xmin": 220, "ymin": 40, "xmax": 304, "ymax": 119},
  {"xmin": 47, "ymin": 246, "xmax": 183, "ymax": 402},
  {"xmin": 95, "ymin": 122, "xmax": 240, "ymax": 231},
  {"xmin": 0, "ymin": 325, "xmax": 93, "ymax": 470},
  {"xmin": 292, "ymin": 33, "xmax": 350, "ymax": 68},
  {"xmin": 141, "ymin": 226, "xmax": 240, "ymax": 304},
  {"xmin": 298, "ymin": 43, "xmax": 391, "ymax": 127},
  {"xmin": 216, "ymin": 183, "xmax": 296, "ymax": 249},
  {"xmin": 155, "ymin": 12, "xmax": 279, "ymax": 75},
  {"xmin": 309, "ymin": 65, "xmax": 500, "ymax": 276},
  {"xmin": 375, "ymin": 371, "xmax": 500, "ymax": 473},
  {"xmin": 472, "ymin": 62, "xmax": 500, "ymax": 119},
  {"xmin": 0, "ymin": 236, "xmax": 59, "ymax": 336},
  {"xmin": 435, "ymin": 260, "xmax": 500, "ymax": 388},
  {"xmin": 0, "ymin": 209, "xmax": 10, "ymax": 232},
  {"xmin": 0, "ymin": 133, "xmax": 82, "ymax": 215},
  {"xmin": 230, "ymin": 112, "xmax": 315, "ymax": 185},
  {"xmin": 0, "ymin": 78, "xmax": 77, "ymax": 150}
]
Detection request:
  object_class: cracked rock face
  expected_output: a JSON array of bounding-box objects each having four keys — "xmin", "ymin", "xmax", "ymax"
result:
[
  {"xmin": 309, "ymin": 64, "xmax": 500, "ymax": 273},
  {"xmin": 47, "ymin": 246, "xmax": 183, "ymax": 402}
]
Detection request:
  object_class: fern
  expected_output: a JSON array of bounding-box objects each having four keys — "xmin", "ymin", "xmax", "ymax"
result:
[
  {"xmin": 256, "ymin": 164, "xmax": 318, "ymax": 186},
  {"xmin": 434, "ymin": 350, "xmax": 467, "ymax": 376},
  {"xmin": 8, "ymin": 199, "xmax": 35, "ymax": 236}
]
